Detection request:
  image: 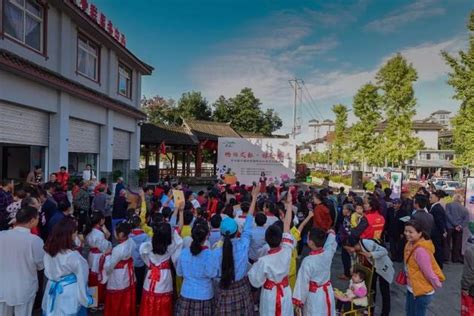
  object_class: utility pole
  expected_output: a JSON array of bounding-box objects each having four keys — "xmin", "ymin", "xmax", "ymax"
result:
[{"xmin": 288, "ymin": 78, "xmax": 303, "ymax": 140}]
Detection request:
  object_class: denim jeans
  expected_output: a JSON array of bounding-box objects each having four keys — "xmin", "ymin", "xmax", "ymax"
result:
[{"xmin": 406, "ymin": 291, "xmax": 433, "ymax": 316}]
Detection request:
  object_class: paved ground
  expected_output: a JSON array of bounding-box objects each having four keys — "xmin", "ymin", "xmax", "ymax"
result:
[{"xmin": 329, "ymin": 248, "xmax": 462, "ymax": 316}]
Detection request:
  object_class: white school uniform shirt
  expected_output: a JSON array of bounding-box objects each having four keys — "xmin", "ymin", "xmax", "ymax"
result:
[
  {"xmin": 248, "ymin": 232, "xmax": 295, "ymax": 316},
  {"xmin": 42, "ymin": 250, "xmax": 91, "ymax": 315},
  {"xmin": 235, "ymin": 215, "xmax": 247, "ymax": 232},
  {"xmin": 0, "ymin": 226, "xmax": 45, "ymax": 305},
  {"xmin": 140, "ymin": 230, "xmax": 183, "ymax": 294},
  {"xmin": 86, "ymin": 228, "xmax": 112, "ymax": 274},
  {"xmin": 264, "ymin": 215, "xmax": 280, "ymax": 228},
  {"xmin": 102, "ymin": 238, "xmax": 136, "ymax": 290},
  {"xmin": 292, "ymin": 232, "xmax": 338, "ymax": 316}
]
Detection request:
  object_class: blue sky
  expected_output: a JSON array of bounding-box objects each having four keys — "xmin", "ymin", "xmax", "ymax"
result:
[{"xmin": 94, "ymin": 0, "xmax": 471, "ymax": 140}]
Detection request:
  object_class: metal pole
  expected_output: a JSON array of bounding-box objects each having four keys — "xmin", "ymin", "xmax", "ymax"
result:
[{"xmin": 292, "ymin": 78, "xmax": 298, "ymax": 140}]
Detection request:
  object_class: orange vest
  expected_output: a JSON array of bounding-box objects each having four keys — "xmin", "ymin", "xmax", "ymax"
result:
[
  {"xmin": 360, "ymin": 212, "xmax": 385, "ymax": 240},
  {"xmin": 405, "ymin": 240, "xmax": 445, "ymax": 297}
]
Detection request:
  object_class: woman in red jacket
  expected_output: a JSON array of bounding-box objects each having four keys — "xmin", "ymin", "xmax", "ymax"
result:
[{"xmin": 312, "ymin": 193, "xmax": 333, "ymax": 231}]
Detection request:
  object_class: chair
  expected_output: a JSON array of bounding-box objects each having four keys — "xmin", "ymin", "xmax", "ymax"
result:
[{"xmin": 341, "ymin": 263, "xmax": 375, "ymax": 316}]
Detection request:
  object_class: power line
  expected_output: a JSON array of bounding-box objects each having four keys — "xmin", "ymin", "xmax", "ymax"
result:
[{"xmin": 301, "ymin": 81, "xmax": 325, "ymax": 120}]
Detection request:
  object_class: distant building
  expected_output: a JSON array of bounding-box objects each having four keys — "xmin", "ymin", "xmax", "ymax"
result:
[
  {"xmin": 406, "ymin": 149, "xmax": 456, "ymax": 179},
  {"xmin": 427, "ymin": 110, "xmax": 452, "ymax": 129},
  {"xmin": 309, "ymin": 119, "xmax": 334, "ymax": 140},
  {"xmin": 374, "ymin": 120, "xmax": 443, "ymax": 150}
]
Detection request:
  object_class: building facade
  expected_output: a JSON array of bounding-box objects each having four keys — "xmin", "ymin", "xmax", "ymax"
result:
[
  {"xmin": 428, "ymin": 110, "xmax": 452, "ymax": 130},
  {"xmin": 0, "ymin": 0, "xmax": 152, "ymax": 185}
]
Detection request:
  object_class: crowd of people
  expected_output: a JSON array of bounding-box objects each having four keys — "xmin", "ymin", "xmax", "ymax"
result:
[{"xmin": 0, "ymin": 167, "xmax": 473, "ymax": 316}]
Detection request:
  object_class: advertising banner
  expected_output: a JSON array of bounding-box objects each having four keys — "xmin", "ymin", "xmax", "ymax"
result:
[
  {"xmin": 390, "ymin": 171, "xmax": 403, "ymax": 199},
  {"xmin": 217, "ymin": 137, "xmax": 296, "ymax": 185}
]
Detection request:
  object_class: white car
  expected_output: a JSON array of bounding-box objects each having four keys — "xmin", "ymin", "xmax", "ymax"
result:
[{"xmin": 442, "ymin": 181, "xmax": 462, "ymax": 195}]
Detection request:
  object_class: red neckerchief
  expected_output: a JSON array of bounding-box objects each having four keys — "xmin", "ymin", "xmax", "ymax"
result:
[
  {"xmin": 268, "ymin": 247, "xmax": 282, "ymax": 255},
  {"xmin": 118, "ymin": 238, "xmax": 128, "ymax": 244},
  {"xmin": 131, "ymin": 229, "xmax": 144, "ymax": 236},
  {"xmin": 309, "ymin": 248, "xmax": 324, "ymax": 256},
  {"xmin": 201, "ymin": 246, "xmax": 209, "ymax": 250},
  {"xmin": 238, "ymin": 215, "xmax": 247, "ymax": 219}
]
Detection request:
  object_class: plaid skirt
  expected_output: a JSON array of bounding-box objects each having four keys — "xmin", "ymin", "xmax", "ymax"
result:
[
  {"xmin": 215, "ymin": 277, "xmax": 254, "ymax": 316},
  {"xmin": 175, "ymin": 296, "xmax": 214, "ymax": 316}
]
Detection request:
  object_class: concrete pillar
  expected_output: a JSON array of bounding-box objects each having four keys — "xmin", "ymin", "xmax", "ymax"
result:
[
  {"xmin": 128, "ymin": 122, "xmax": 141, "ymax": 187},
  {"xmin": 49, "ymin": 92, "xmax": 70, "ymax": 173},
  {"xmin": 99, "ymin": 110, "xmax": 114, "ymax": 185}
]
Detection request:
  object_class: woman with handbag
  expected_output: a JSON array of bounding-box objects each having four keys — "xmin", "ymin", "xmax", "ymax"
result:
[
  {"xmin": 461, "ymin": 243, "xmax": 474, "ymax": 316},
  {"xmin": 403, "ymin": 220, "xmax": 445, "ymax": 316}
]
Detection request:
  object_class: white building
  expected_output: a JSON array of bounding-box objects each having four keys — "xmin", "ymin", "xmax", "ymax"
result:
[
  {"xmin": 0, "ymin": 0, "xmax": 153, "ymax": 185},
  {"xmin": 375, "ymin": 120, "xmax": 443, "ymax": 150},
  {"xmin": 427, "ymin": 110, "xmax": 452, "ymax": 130}
]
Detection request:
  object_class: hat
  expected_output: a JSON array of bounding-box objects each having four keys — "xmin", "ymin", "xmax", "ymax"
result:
[
  {"xmin": 393, "ymin": 198, "xmax": 402, "ymax": 204},
  {"xmin": 220, "ymin": 217, "xmax": 238, "ymax": 235}
]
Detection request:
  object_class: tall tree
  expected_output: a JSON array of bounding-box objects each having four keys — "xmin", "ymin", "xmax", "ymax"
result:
[
  {"xmin": 141, "ymin": 95, "xmax": 177, "ymax": 125},
  {"xmin": 442, "ymin": 11, "xmax": 474, "ymax": 167},
  {"xmin": 212, "ymin": 95, "xmax": 233, "ymax": 122},
  {"xmin": 176, "ymin": 91, "xmax": 212, "ymax": 122},
  {"xmin": 376, "ymin": 54, "xmax": 423, "ymax": 166},
  {"xmin": 213, "ymin": 88, "xmax": 282, "ymax": 135},
  {"xmin": 350, "ymin": 83, "xmax": 383, "ymax": 167},
  {"xmin": 331, "ymin": 104, "xmax": 349, "ymax": 167}
]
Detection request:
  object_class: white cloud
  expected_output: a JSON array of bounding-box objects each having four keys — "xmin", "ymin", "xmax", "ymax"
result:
[
  {"xmin": 365, "ymin": 0, "xmax": 445, "ymax": 33},
  {"xmin": 278, "ymin": 37, "xmax": 340, "ymax": 64},
  {"xmin": 303, "ymin": 36, "xmax": 465, "ymax": 102}
]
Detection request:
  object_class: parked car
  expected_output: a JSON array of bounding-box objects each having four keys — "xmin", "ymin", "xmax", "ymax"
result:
[{"xmin": 442, "ymin": 181, "xmax": 462, "ymax": 195}]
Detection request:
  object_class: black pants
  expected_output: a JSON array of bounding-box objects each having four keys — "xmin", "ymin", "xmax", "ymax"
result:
[
  {"xmin": 432, "ymin": 237, "xmax": 444, "ymax": 269},
  {"xmin": 135, "ymin": 265, "xmax": 147, "ymax": 304},
  {"xmin": 447, "ymin": 228, "xmax": 464, "ymax": 263},
  {"xmin": 372, "ymin": 272, "xmax": 391, "ymax": 316},
  {"xmin": 389, "ymin": 236, "xmax": 405, "ymax": 262},
  {"xmin": 341, "ymin": 246, "xmax": 351, "ymax": 277},
  {"xmin": 104, "ymin": 216, "xmax": 113, "ymax": 241}
]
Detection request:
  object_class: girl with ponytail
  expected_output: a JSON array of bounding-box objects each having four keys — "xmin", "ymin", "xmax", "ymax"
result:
[
  {"xmin": 213, "ymin": 185, "xmax": 259, "ymax": 315},
  {"xmin": 85, "ymin": 211, "xmax": 111, "ymax": 307},
  {"xmin": 138, "ymin": 222, "xmax": 183, "ymax": 316},
  {"xmin": 175, "ymin": 222, "xmax": 218, "ymax": 315}
]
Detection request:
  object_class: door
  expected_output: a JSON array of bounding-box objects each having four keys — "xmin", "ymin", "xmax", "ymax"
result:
[{"xmin": 69, "ymin": 119, "xmax": 100, "ymax": 153}]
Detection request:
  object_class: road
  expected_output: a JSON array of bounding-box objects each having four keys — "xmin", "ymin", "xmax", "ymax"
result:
[{"xmin": 329, "ymin": 248, "xmax": 463, "ymax": 316}]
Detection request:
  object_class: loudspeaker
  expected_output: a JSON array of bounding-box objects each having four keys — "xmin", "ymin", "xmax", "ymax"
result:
[{"xmin": 352, "ymin": 171, "xmax": 363, "ymax": 190}]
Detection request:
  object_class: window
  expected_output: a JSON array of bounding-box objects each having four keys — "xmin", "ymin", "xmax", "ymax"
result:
[
  {"xmin": 426, "ymin": 153, "xmax": 431, "ymax": 160},
  {"xmin": 77, "ymin": 35, "xmax": 99, "ymax": 81},
  {"xmin": 118, "ymin": 63, "xmax": 132, "ymax": 98},
  {"xmin": 4, "ymin": 0, "xmax": 44, "ymax": 52}
]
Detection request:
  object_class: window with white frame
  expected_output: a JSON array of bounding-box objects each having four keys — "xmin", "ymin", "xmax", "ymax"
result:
[
  {"xmin": 118, "ymin": 63, "xmax": 132, "ymax": 98},
  {"xmin": 77, "ymin": 35, "xmax": 99, "ymax": 81},
  {"xmin": 4, "ymin": 0, "xmax": 44, "ymax": 52}
]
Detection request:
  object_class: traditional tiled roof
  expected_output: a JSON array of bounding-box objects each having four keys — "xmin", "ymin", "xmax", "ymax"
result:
[
  {"xmin": 374, "ymin": 120, "xmax": 443, "ymax": 132},
  {"xmin": 439, "ymin": 130, "xmax": 453, "ymax": 138},
  {"xmin": 183, "ymin": 119, "xmax": 241, "ymax": 141},
  {"xmin": 431, "ymin": 110, "xmax": 451, "ymax": 115},
  {"xmin": 140, "ymin": 123, "xmax": 197, "ymax": 146},
  {"xmin": 0, "ymin": 49, "xmax": 146, "ymax": 119},
  {"xmin": 238, "ymin": 131, "xmax": 289, "ymax": 139},
  {"xmin": 306, "ymin": 131, "xmax": 335, "ymax": 145}
]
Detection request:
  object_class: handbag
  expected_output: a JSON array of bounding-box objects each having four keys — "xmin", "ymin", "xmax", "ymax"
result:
[{"xmin": 395, "ymin": 245, "xmax": 418, "ymax": 286}]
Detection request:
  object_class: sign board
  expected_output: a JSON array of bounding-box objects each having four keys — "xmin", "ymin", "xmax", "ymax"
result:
[
  {"xmin": 465, "ymin": 177, "xmax": 474, "ymax": 221},
  {"xmin": 390, "ymin": 171, "xmax": 403, "ymax": 199},
  {"xmin": 217, "ymin": 137, "xmax": 296, "ymax": 185}
]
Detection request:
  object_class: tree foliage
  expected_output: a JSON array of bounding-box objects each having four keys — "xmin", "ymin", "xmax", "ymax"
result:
[
  {"xmin": 142, "ymin": 88, "xmax": 283, "ymax": 135},
  {"xmin": 376, "ymin": 54, "xmax": 423, "ymax": 165},
  {"xmin": 350, "ymin": 83, "xmax": 383, "ymax": 166},
  {"xmin": 442, "ymin": 10, "xmax": 474, "ymax": 167},
  {"xmin": 331, "ymin": 104, "xmax": 349, "ymax": 166},
  {"xmin": 212, "ymin": 88, "xmax": 282, "ymax": 135}
]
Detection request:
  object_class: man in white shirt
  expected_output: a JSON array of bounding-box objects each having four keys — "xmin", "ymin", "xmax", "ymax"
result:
[{"xmin": 0, "ymin": 206, "xmax": 45, "ymax": 316}]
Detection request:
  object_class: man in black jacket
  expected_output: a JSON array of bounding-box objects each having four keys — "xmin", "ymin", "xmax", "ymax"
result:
[
  {"xmin": 430, "ymin": 191, "xmax": 448, "ymax": 269},
  {"xmin": 386, "ymin": 198, "xmax": 408, "ymax": 262}
]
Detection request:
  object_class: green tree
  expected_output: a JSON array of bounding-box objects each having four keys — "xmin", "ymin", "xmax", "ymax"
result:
[
  {"xmin": 176, "ymin": 91, "xmax": 212, "ymax": 122},
  {"xmin": 376, "ymin": 54, "xmax": 423, "ymax": 166},
  {"xmin": 213, "ymin": 88, "xmax": 282, "ymax": 135},
  {"xmin": 350, "ymin": 83, "xmax": 383, "ymax": 167},
  {"xmin": 442, "ymin": 11, "xmax": 474, "ymax": 167},
  {"xmin": 141, "ymin": 95, "xmax": 177, "ymax": 125},
  {"xmin": 331, "ymin": 104, "xmax": 349, "ymax": 167},
  {"xmin": 212, "ymin": 96, "xmax": 233, "ymax": 122}
]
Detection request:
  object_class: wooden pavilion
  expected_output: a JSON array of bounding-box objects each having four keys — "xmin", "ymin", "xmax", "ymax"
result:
[{"xmin": 140, "ymin": 119, "xmax": 242, "ymax": 182}]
